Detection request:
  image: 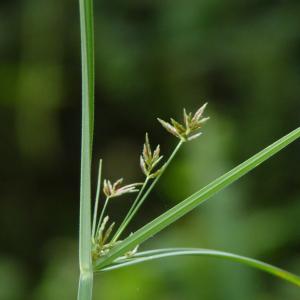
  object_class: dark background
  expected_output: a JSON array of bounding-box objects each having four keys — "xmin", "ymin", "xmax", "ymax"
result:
[{"xmin": 0, "ymin": 0, "xmax": 300, "ymax": 299}]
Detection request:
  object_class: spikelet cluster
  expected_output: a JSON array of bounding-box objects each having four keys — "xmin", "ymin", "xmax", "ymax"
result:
[
  {"xmin": 103, "ymin": 179, "xmax": 142, "ymax": 198},
  {"xmin": 158, "ymin": 103, "xmax": 209, "ymax": 142},
  {"xmin": 140, "ymin": 133, "xmax": 164, "ymax": 179}
]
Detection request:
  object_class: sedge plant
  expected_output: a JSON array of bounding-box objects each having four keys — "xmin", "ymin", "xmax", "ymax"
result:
[{"xmin": 77, "ymin": 0, "xmax": 300, "ymax": 299}]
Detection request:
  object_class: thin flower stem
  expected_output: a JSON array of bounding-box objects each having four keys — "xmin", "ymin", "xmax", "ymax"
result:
[
  {"xmin": 111, "ymin": 140, "xmax": 184, "ymax": 241},
  {"xmin": 96, "ymin": 197, "xmax": 110, "ymax": 236},
  {"xmin": 112, "ymin": 177, "xmax": 150, "ymax": 242},
  {"xmin": 124, "ymin": 178, "xmax": 150, "ymax": 223},
  {"xmin": 92, "ymin": 159, "xmax": 102, "ymax": 242}
]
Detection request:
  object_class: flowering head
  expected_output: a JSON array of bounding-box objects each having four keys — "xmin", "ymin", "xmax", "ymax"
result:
[
  {"xmin": 158, "ymin": 103, "xmax": 209, "ymax": 142},
  {"xmin": 140, "ymin": 133, "xmax": 164, "ymax": 179},
  {"xmin": 103, "ymin": 178, "xmax": 142, "ymax": 198}
]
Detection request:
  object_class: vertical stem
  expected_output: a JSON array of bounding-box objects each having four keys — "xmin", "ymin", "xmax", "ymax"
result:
[
  {"xmin": 78, "ymin": 273, "xmax": 94, "ymax": 300},
  {"xmin": 78, "ymin": 0, "xmax": 94, "ymax": 298}
]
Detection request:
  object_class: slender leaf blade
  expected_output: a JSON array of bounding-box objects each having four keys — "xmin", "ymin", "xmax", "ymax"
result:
[
  {"xmin": 94, "ymin": 128, "xmax": 300, "ymax": 269},
  {"xmin": 99, "ymin": 248, "xmax": 300, "ymax": 287}
]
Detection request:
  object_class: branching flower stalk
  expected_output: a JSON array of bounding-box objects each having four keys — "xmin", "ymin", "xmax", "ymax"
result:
[
  {"xmin": 91, "ymin": 178, "xmax": 142, "ymax": 260},
  {"xmin": 111, "ymin": 178, "xmax": 150, "ymax": 242},
  {"xmin": 111, "ymin": 133, "xmax": 164, "ymax": 242},
  {"xmin": 111, "ymin": 140, "xmax": 182, "ymax": 242},
  {"xmin": 111, "ymin": 105, "xmax": 209, "ymax": 242}
]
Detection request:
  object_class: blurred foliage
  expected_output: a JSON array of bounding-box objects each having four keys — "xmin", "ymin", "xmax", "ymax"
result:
[{"xmin": 0, "ymin": 0, "xmax": 300, "ymax": 299}]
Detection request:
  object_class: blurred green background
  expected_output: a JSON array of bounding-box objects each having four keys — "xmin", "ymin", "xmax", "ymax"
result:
[{"xmin": 1, "ymin": 0, "xmax": 300, "ymax": 299}]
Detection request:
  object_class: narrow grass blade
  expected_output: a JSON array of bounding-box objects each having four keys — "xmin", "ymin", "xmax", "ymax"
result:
[
  {"xmin": 99, "ymin": 248, "xmax": 300, "ymax": 287},
  {"xmin": 94, "ymin": 128, "xmax": 300, "ymax": 269}
]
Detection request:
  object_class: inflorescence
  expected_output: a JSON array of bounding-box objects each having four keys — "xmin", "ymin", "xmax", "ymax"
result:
[{"xmin": 91, "ymin": 104, "xmax": 209, "ymax": 262}]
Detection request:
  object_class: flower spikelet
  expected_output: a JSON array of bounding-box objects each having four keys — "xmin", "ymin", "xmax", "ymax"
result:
[
  {"xmin": 103, "ymin": 178, "xmax": 142, "ymax": 198},
  {"xmin": 140, "ymin": 133, "xmax": 164, "ymax": 178},
  {"xmin": 158, "ymin": 103, "xmax": 209, "ymax": 142},
  {"xmin": 92, "ymin": 216, "xmax": 118, "ymax": 260}
]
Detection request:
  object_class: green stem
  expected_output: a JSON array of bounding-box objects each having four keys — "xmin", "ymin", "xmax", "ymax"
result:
[
  {"xmin": 92, "ymin": 159, "xmax": 103, "ymax": 242},
  {"xmin": 96, "ymin": 197, "xmax": 110, "ymax": 235},
  {"xmin": 77, "ymin": 273, "xmax": 93, "ymax": 300},
  {"xmin": 78, "ymin": 0, "xmax": 94, "ymax": 298},
  {"xmin": 124, "ymin": 178, "xmax": 150, "ymax": 223},
  {"xmin": 112, "ymin": 178, "xmax": 150, "ymax": 242},
  {"xmin": 112, "ymin": 140, "xmax": 184, "ymax": 241}
]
